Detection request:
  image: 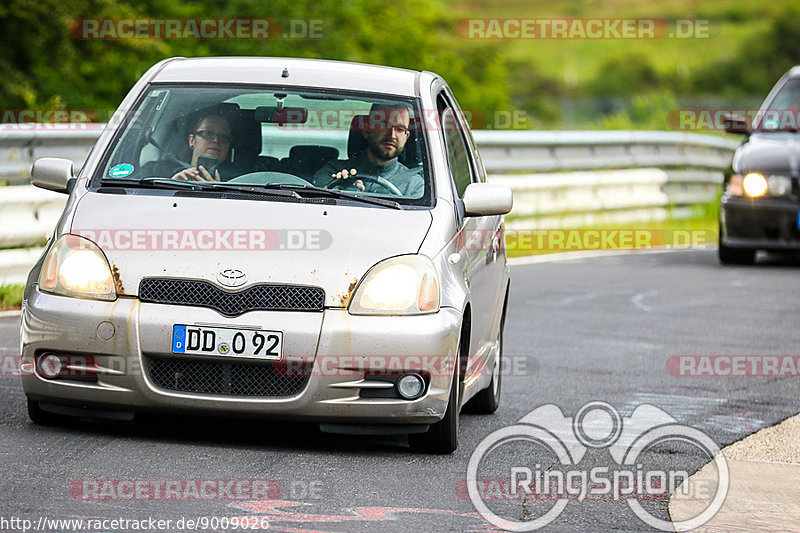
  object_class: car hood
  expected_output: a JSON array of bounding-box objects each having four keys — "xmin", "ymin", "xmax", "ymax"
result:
[
  {"xmin": 69, "ymin": 192, "xmax": 433, "ymax": 307},
  {"xmin": 734, "ymin": 132, "xmax": 800, "ymax": 174}
]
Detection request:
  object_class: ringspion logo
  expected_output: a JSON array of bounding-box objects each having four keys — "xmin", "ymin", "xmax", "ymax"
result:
[{"xmin": 466, "ymin": 401, "xmax": 728, "ymax": 531}]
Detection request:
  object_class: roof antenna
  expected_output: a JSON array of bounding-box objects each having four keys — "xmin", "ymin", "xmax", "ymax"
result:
[{"xmin": 281, "ymin": 68, "xmax": 289, "ymax": 78}]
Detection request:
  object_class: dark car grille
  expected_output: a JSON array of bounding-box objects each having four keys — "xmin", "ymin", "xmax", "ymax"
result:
[
  {"xmin": 144, "ymin": 356, "xmax": 308, "ymax": 397},
  {"xmin": 138, "ymin": 278, "xmax": 325, "ymax": 316}
]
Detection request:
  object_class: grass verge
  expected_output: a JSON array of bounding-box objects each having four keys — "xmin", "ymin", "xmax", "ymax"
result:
[
  {"xmin": 504, "ymin": 209, "xmax": 718, "ymax": 258},
  {"xmin": 0, "ymin": 284, "xmax": 24, "ymax": 311}
]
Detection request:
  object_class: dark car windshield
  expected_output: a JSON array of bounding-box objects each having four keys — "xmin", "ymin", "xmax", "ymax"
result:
[
  {"xmin": 94, "ymin": 85, "xmax": 431, "ymax": 206},
  {"xmin": 754, "ymin": 77, "xmax": 800, "ymax": 132}
]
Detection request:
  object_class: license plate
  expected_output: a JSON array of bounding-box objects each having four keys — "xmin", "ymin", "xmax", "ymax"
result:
[{"xmin": 172, "ymin": 325, "xmax": 282, "ymax": 359}]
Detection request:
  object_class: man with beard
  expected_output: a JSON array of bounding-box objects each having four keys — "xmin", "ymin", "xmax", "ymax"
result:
[{"xmin": 313, "ymin": 103, "xmax": 424, "ymax": 197}]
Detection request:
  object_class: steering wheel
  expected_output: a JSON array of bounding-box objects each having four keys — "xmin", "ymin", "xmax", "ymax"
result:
[
  {"xmin": 326, "ymin": 176, "xmax": 402, "ymax": 195},
  {"xmin": 227, "ymin": 171, "xmax": 312, "ymax": 186}
]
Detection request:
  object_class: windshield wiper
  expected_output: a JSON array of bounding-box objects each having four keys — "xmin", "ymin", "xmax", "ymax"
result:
[
  {"xmin": 99, "ymin": 178, "xmax": 302, "ymax": 198},
  {"xmin": 100, "ymin": 177, "xmax": 201, "ymax": 190},
  {"xmin": 98, "ymin": 178, "xmax": 402, "ymax": 208},
  {"xmin": 249, "ymin": 183, "xmax": 403, "ymax": 210}
]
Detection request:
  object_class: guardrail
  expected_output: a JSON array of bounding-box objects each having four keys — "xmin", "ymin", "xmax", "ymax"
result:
[{"xmin": 0, "ymin": 125, "xmax": 738, "ymax": 285}]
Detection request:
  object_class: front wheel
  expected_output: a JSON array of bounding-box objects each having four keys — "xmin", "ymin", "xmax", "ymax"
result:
[{"xmin": 409, "ymin": 364, "xmax": 459, "ymax": 454}]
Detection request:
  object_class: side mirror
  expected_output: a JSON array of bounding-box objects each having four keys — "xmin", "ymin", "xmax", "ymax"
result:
[
  {"xmin": 723, "ymin": 114, "xmax": 749, "ymax": 134},
  {"xmin": 462, "ymin": 183, "xmax": 513, "ymax": 217},
  {"xmin": 31, "ymin": 158, "xmax": 74, "ymax": 193}
]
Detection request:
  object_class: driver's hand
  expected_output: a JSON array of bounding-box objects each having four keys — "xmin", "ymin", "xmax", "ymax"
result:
[
  {"xmin": 331, "ymin": 168, "xmax": 364, "ymax": 192},
  {"xmin": 172, "ymin": 166, "xmax": 221, "ymax": 182}
]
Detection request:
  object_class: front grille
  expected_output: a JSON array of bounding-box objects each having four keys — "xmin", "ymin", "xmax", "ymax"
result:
[
  {"xmin": 144, "ymin": 356, "xmax": 308, "ymax": 397},
  {"xmin": 139, "ymin": 278, "xmax": 325, "ymax": 316}
]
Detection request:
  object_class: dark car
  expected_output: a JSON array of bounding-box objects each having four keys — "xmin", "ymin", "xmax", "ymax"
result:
[{"xmin": 719, "ymin": 66, "xmax": 800, "ymax": 264}]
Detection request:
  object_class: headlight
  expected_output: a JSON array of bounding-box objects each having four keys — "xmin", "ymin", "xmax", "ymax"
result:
[
  {"xmin": 767, "ymin": 175, "xmax": 792, "ymax": 196},
  {"xmin": 742, "ymin": 173, "xmax": 768, "ymax": 197},
  {"xmin": 729, "ymin": 173, "xmax": 792, "ymax": 197},
  {"xmin": 39, "ymin": 234, "xmax": 116, "ymax": 301},
  {"xmin": 349, "ymin": 255, "xmax": 440, "ymax": 315}
]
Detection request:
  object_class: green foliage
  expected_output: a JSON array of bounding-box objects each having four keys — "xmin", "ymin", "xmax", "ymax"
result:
[
  {"xmin": 596, "ymin": 91, "xmax": 679, "ymax": 130},
  {"xmin": 4, "ymin": 0, "xmax": 800, "ymax": 130},
  {"xmin": 693, "ymin": 4, "xmax": 800, "ymax": 96},
  {"xmin": 0, "ymin": 0, "xmax": 511, "ymax": 121},
  {"xmin": 0, "ymin": 284, "xmax": 24, "ymax": 310},
  {"xmin": 590, "ymin": 53, "xmax": 661, "ymax": 97}
]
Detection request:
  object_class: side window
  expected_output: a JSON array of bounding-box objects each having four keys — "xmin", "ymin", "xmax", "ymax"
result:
[{"xmin": 439, "ymin": 99, "xmax": 474, "ymax": 198}]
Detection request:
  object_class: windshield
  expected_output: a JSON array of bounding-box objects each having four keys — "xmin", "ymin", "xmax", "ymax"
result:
[
  {"xmin": 755, "ymin": 77, "xmax": 800, "ymax": 132},
  {"xmin": 95, "ymin": 85, "xmax": 431, "ymax": 205}
]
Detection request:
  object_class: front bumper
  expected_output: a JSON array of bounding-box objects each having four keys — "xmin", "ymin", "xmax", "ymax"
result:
[
  {"xmin": 20, "ymin": 288, "xmax": 461, "ymax": 426},
  {"xmin": 720, "ymin": 195, "xmax": 800, "ymax": 250}
]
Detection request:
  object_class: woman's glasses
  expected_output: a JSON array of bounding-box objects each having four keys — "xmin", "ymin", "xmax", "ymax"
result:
[{"xmin": 194, "ymin": 130, "xmax": 232, "ymax": 143}]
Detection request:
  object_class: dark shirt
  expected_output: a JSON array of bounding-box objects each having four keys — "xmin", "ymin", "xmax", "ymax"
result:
[
  {"xmin": 140, "ymin": 155, "xmax": 244, "ymax": 182},
  {"xmin": 312, "ymin": 155, "xmax": 424, "ymax": 197}
]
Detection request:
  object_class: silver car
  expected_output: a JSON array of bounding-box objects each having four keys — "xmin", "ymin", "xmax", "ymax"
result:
[{"xmin": 20, "ymin": 57, "xmax": 512, "ymax": 453}]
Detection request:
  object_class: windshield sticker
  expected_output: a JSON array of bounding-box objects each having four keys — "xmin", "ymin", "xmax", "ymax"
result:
[{"xmin": 109, "ymin": 163, "xmax": 135, "ymax": 177}]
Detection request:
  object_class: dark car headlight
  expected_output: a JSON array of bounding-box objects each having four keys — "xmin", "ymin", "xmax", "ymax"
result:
[{"xmin": 728, "ymin": 173, "xmax": 792, "ymax": 198}]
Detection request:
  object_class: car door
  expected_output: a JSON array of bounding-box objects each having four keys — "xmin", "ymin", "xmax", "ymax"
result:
[{"xmin": 437, "ymin": 92, "xmax": 502, "ymax": 382}]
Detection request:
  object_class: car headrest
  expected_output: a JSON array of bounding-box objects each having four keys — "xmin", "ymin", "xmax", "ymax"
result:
[
  {"xmin": 289, "ymin": 145, "xmax": 339, "ymax": 164},
  {"xmin": 233, "ymin": 109, "xmax": 261, "ymax": 164},
  {"xmin": 347, "ymin": 115, "xmax": 369, "ymax": 159}
]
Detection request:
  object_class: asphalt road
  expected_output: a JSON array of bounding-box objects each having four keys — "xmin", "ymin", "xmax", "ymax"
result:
[{"xmin": 1, "ymin": 249, "xmax": 799, "ymax": 532}]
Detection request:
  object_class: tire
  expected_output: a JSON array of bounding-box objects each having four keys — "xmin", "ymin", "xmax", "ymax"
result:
[
  {"xmin": 409, "ymin": 364, "xmax": 459, "ymax": 454},
  {"xmin": 718, "ymin": 241, "xmax": 756, "ymax": 265},
  {"xmin": 467, "ymin": 326, "xmax": 503, "ymax": 414},
  {"xmin": 27, "ymin": 399, "xmax": 60, "ymax": 425}
]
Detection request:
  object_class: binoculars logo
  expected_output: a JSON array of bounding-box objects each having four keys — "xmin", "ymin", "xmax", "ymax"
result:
[{"xmin": 467, "ymin": 401, "xmax": 729, "ymax": 531}]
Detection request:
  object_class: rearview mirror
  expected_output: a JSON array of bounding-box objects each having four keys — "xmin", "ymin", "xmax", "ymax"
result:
[
  {"xmin": 462, "ymin": 183, "xmax": 513, "ymax": 216},
  {"xmin": 31, "ymin": 158, "xmax": 74, "ymax": 194},
  {"xmin": 254, "ymin": 106, "xmax": 309, "ymax": 124}
]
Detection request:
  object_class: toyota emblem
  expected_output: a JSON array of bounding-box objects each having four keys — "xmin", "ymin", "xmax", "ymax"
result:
[{"xmin": 217, "ymin": 269, "xmax": 247, "ymax": 288}]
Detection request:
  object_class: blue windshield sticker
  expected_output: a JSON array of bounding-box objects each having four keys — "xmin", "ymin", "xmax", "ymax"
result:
[{"xmin": 109, "ymin": 163, "xmax": 134, "ymax": 178}]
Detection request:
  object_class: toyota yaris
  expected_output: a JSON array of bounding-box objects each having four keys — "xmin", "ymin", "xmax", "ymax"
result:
[{"xmin": 20, "ymin": 57, "xmax": 512, "ymax": 453}]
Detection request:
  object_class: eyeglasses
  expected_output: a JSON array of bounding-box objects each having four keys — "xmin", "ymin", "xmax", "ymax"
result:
[
  {"xmin": 193, "ymin": 130, "xmax": 232, "ymax": 143},
  {"xmin": 390, "ymin": 125, "xmax": 410, "ymax": 136}
]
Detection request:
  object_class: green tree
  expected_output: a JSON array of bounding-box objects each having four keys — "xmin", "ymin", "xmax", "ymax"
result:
[{"xmin": 0, "ymin": 0, "xmax": 512, "ymax": 122}]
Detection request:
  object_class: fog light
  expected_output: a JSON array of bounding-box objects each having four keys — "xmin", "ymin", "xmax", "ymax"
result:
[
  {"xmin": 396, "ymin": 373, "xmax": 425, "ymax": 400},
  {"xmin": 37, "ymin": 354, "xmax": 63, "ymax": 379}
]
